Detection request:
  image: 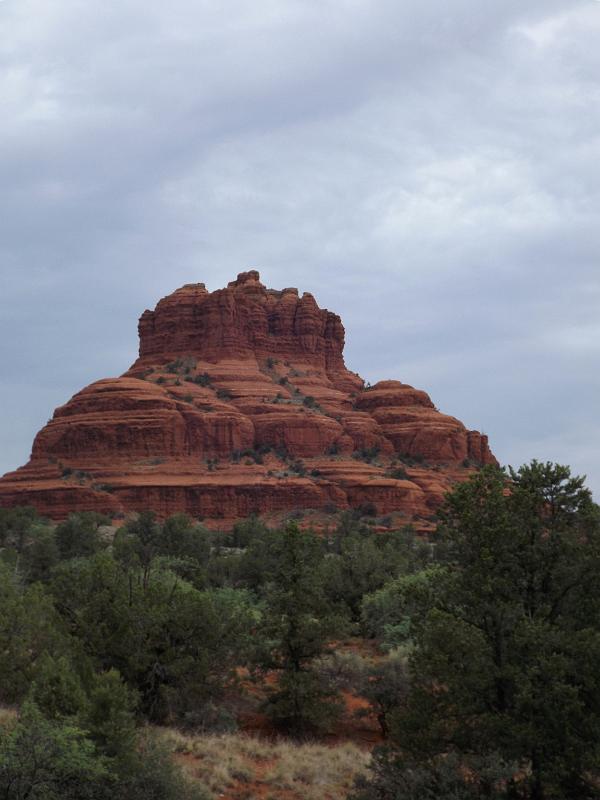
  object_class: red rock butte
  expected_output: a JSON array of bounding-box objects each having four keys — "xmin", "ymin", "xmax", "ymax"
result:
[{"xmin": 0, "ymin": 271, "xmax": 497, "ymax": 529}]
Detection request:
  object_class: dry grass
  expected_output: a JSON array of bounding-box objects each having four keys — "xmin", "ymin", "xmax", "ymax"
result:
[
  {"xmin": 0, "ymin": 707, "xmax": 17, "ymax": 730},
  {"xmin": 166, "ymin": 730, "xmax": 256, "ymax": 796},
  {"xmin": 164, "ymin": 729, "xmax": 371, "ymax": 800},
  {"xmin": 262, "ymin": 739, "xmax": 369, "ymax": 799}
]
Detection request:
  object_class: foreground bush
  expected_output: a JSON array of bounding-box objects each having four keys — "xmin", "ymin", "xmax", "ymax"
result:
[
  {"xmin": 350, "ymin": 749, "xmax": 513, "ymax": 800},
  {"xmin": 0, "ymin": 702, "xmax": 207, "ymax": 800},
  {"xmin": 0, "ymin": 701, "xmax": 107, "ymax": 800}
]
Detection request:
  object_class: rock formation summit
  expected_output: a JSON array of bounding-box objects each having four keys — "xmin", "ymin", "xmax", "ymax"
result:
[{"xmin": 0, "ymin": 271, "xmax": 496, "ymax": 528}]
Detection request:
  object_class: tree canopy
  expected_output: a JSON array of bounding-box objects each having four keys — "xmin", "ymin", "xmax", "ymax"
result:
[{"xmin": 356, "ymin": 462, "xmax": 600, "ymax": 800}]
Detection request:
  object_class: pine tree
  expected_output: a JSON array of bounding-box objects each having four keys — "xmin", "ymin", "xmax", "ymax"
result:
[
  {"xmin": 395, "ymin": 463, "xmax": 600, "ymax": 799},
  {"xmin": 258, "ymin": 523, "xmax": 344, "ymax": 735}
]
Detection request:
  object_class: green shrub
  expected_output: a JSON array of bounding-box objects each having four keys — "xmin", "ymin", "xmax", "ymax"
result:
[
  {"xmin": 360, "ymin": 567, "xmax": 445, "ymax": 647},
  {"xmin": 0, "ymin": 702, "xmax": 208, "ymax": 800},
  {"xmin": 313, "ymin": 650, "xmax": 367, "ymax": 692},
  {"xmin": 397, "ymin": 452, "xmax": 424, "ymax": 466},
  {"xmin": 257, "ymin": 524, "xmax": 345, "ymax": 736},
  {"xmin": 0, "ymin": 565, "xmax": 68, "ymax": 705},
  {"xmin": 119, "ymin": 730, "xmax": 208, "ymax": 799},
  {"xmin": 21, "ymin": 525, "xmax": 60, "ymax": 583},
  {"xmin": 166, "ymin": 359, "xmax": 184, "ymax": 374},
  {"xmin": 352, "ymin": 447, "xmax": 380, "ymax": 463},
  {"xmin": 29, "ymin": 654, "xmax": 88, "ymax": 721},
  {"xmin": 350, "ymin": 750, "xmax": 513, "ymax": 800},
  {"xmin": 0, "ymin": 506, "xmax": 42, "ymax": 550},
  {"xmin": 302, "ymin": 396, "xmax": 318, "ymax": 409},
  {"xmin": 289, "ymin": 460, "xmax": 306, "ymax": 476},
  {"xmin": 0, "ymin": 701, "xmax": 109, "ymax": 800},
  {"xmin": 357, "ymin": 651, "xmax": 410, "ymax": 738},
  {"xmin": 84, "ymin": 669, "xmax": 137, "ymax": 761},
  {"xmin": 55, "ymin": 513, "xmax": 108, "ymax": 560}
]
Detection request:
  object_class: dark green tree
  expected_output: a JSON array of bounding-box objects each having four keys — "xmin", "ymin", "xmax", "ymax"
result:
[
  {"xmin": 28, "ymin": 653, "xmax": 88, "ymax": 721},
  {"xmin": 351, "ymin": 749, "xmax": 513, "ymax": 800},
  {"xmin": 0, "ymin": 701, "xmax": 208, "ymax": 800},
  {"xmin": 360, "ymin": 566, "xmax": 446, "ymax": 650},
  {"xmin": 229, "ymin": 513, "xmax": 269, "ymax": 549},
  {"xmin": 55, "ymin": 512, "xmax": 109, "ymax": 561},
  {"xmin": 83, "ymin": 669, "xmax": 138, "ymax": 761},
  {"xmin": 49, "ymin": 552, "xmax": 256, "ymax": 721},
  {"xmin": 0, "ymin": 563, "xmax": 69, "ymax": 704},
  {"xmin": 113, "ymin": 513, "xmax": 211, "ymax": 589},
  {"xmin": 258, "ymin": 523, "xmax": 344, "ymax": 735},
  {"xmin": 160, "ymin": 514, "xmax": 209, "ymax": 559},
  {"xmin": 0, "ymin": 701, "xmax": 108, "ymax": 800},
  {"xmin": 0, "ymin": 509, "xmax": 59, "ymax": 584},
  {"xmin": 21, "ymin": 524, "xmax": 60, "ymax": 583},
  {"xmin": 233, "ymin": 523, "xmax": 288, "ymax": 592},
  {"xmin": 156, "ymin": 514, "xmax": 211, "ymax": 587},
  {"xmin": 322, "ymin": 519, "xmax": 429, "ymax": 622},
  {"xmin": 0, "ymin": 506, "xmax": 41, "ymax": 552},
  {"xmin": 393, "ymin": 462, "xmax": 600, "ymax": 799},
  {"xmin": 112, "ymin": 511, "xmax": 161, "ymax": 587}
]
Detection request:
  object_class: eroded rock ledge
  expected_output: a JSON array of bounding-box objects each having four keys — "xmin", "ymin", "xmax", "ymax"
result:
[{"xmin": 0, "ymin": 271, "xmax": 496, "ymax": 529}]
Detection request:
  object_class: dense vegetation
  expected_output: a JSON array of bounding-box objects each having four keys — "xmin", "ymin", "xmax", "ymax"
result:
[
  {"xmin": 352, "ymin": 462, "xmax": 600, "ymax": 800},
  {"xmin": 0, "ymin": 461, "xmax": 599, "ymax": 799}
]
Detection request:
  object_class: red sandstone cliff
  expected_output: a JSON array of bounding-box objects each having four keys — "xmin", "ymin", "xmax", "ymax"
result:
[{"xmin": 0, "ymin": 271, "xmax": 496, "ymax": 528}]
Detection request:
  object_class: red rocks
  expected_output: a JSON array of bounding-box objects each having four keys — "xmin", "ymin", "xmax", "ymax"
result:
[
  {"xmin": 355, "ymin": 381, "xmax": 496, "ymax": 467},
  {"xmin": 30, "ymin": 378, "xmax": 254, "ymax": 462},
  {"xmin": 134, "ymin": 271, "xmax": 353, "ymax": 382},
  {"xmin": 0, "ymin": 272, "xmax": 497, "ymax": 526}
]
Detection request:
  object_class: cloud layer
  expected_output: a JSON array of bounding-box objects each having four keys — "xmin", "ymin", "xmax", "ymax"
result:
[{"xmin": 1, "ymin": 0, "xmax": 599, "ymax": 496}]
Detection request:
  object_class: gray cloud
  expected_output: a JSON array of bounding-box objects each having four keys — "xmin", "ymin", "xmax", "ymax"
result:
[{"xmin": 1, "ymin": 0, "xmax": 598, "ymax": 496}]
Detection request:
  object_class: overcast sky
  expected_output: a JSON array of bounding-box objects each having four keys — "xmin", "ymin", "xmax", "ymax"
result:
[{"xmin": 1, "ymin": 0, "xmax": 598, "ymax": 498}]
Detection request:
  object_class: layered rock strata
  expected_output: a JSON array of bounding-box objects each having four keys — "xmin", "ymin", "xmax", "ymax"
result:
[{"xmin": 0, "ymin": 271, "xmax": 496, "ymax": 528}]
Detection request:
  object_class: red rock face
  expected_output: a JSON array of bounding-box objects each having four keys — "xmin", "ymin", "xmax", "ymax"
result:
[
  {"xmin": 135, "ymin": 271, "xmax": 351, "ymax": 383},
  {"xmin": 0, "ymin": 272, "xmax": 497, "ymax": 528}
]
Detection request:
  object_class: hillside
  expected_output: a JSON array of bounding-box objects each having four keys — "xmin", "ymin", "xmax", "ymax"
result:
[{"xmin": 0, "ymin": 271, "xmax": 495, "ymax": 524}]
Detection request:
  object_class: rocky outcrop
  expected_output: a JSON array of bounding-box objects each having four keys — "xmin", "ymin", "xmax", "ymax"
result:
[
  {"xmin": 134, "ymin": 271, "xmax": 354, "ymax": 386},
  {"xmin": 354, "ymin": 381, "xmax": 491, "ymax": 464},
  {"xmin": 0, "ymin": 272, "xmax": 496, "ymax": 528}
]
